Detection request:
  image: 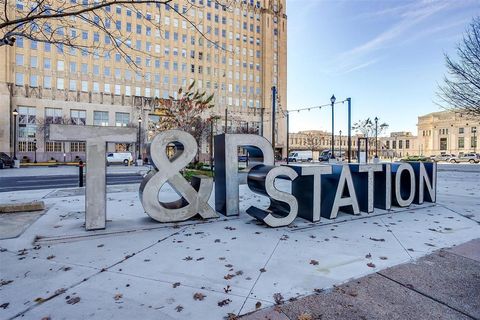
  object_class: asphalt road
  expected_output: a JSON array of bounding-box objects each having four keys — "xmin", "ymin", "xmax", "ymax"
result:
[{"xmin": 0, "ymin": 173, "xmax": 144, "ymax": 193}]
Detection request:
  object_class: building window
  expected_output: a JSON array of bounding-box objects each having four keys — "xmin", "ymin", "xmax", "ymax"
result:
[
  {"xmin": 472, "ymin": 136, "xmax": 477, "ymax": 149},
  {"xmin": 440, "ymin": 137, "xmax": 447, "ymax": 151},
  {"xmin": 459, "ymin": 127, "xmax": 464, "ymax": 134},
  {"xmin": 18, "ymin": 106, "xmax": 36, "ymax": 143},
  {"xmin": 45, "ymin": 108, "xmax": 63, "ymax": 124},
  {"xmin": 57, "ymin": 78, "xmax": 64, "ymax": 90},
  {"xmin": 44, "ymin": 76, "xmax": 52, "ymax": 89},
  {"xmin": 94, "ymin": 111, "xmax": 109, "ymax": 126},
  {"xmin": 70, "ymin": 142, "xmax": 86, "ymax": 152},
  {"xmin": 458, "ymin": 137, "xmax": 465, "ymax": 149},
  {"xmin": 115, "ymin": 112, "xmax": 129, "ymax": 127},
  {"xmin": 46, "ymin": 141, "xmax": 62, "ymax": 152},
  {"xmin": 405, "ymin": 139, "xmax": 410, "ymax": 149},
  {"xmin": 18, "ymin": 141, "xmax": 36, "ymax": 152},
  {"xmin": 15, "ymin": 73, "xmax": 24, "ymax": 86},
  {"xmin": 70, "ymin": 110, "xmax": 86, "ymax": 125}
]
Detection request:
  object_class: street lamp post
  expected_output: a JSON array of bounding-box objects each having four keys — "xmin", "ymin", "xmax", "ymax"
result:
[
  {"xmin": 12, "ymin": 109, "xmax": 18, "ymax": 160},
  {"xmin": 346, "ymin": 98, "xmax": 352, "ymax": 163},
  {"xmin": 137, "ymin": 115, "xmax": 142, "ymax": 161},
  {"xmin": 374, "ymin": 117, "xmax": 379, "ymax": 159},
  {"xmin": 339, "ymin": 130, "xmax": 342, "ymax": 161},
  {"xmin": 330, "ymin": 95, "xmax": 336, "ymax": 159},
  {"xmin": 473, "ymin": 127, "xmax": 477, "ymax": 153},
  {"xmin": 272, "ymin": 86, "xmax": 277, "ymax": 161},
  {"xmin": 286, "ymin": 112, "xmax": 290, "ymax": 164},
  {"xmin": 33, "ymin": 138, "xmax": 37, "ymax": 163}
]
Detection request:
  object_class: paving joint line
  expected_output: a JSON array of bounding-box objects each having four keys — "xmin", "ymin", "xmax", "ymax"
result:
[
  {"xmin": 376, "ymin": 272, "xmax": 477, "ymax": 320},
  {"xmin": 9, "ymin": 226, "xmax": 189, "ymax": 320},
  {"xmin": 437, "ymin": 203, "xmax": 480, "ymax": 224},
  {"xmin": 379, "ymin": 217, "xmax": 414, "ymax": 260},
  {"xmin": 237, "ymin": 238, "xmax": 281, "ymax": 316}
]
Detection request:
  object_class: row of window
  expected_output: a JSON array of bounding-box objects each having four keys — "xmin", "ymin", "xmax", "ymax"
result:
[
  {"xmin": 18, "ymin": 141, "xmax": 86, "ymax": 152},
  {"xmin": 423, "ymin": 127, "xmax": 477, "ymax": 136},
  {"xmin": 15, "ymin": 73, "xmax": 263, "ymax": 98},
  {"xmin": 384, "ymin": 140, "xmax": 411, "ymax": 150},
  {"xmin": 15, "ymin": 54, "xmax": 263, "ymax": 78}
]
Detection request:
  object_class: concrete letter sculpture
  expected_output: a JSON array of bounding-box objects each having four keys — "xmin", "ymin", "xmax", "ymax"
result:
[
  {"xmin": 139, "ymin": 130, "xmax": 217, "ymax": 222},
  {"xmin": 48, "ymin": 124, "xmax": 137, "ymax": 230}
]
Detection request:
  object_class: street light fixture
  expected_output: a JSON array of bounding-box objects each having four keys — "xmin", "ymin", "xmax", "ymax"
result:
[
  {"xmin": 138, "ymin": 115, "xmax": 142, "ymax": 160},
  {"xmin": 33, "ymin": 138, "xmax": 37, "ymax": 163},
  {"xmin": 12, "ymin": 109, "xmax": 18, "ymax": 160},
  {"xmin": 330, "ymin": 94, "xmax": 336, "ymax": 159},
  {"xmin": 374, "ymin": 117, "xmax": 379, "ymax": 159}
]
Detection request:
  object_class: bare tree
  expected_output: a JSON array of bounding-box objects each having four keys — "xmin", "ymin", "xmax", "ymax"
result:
[
  {"xmin": 0, "ymin": 0, "xmax": 227, "ymax": 69},
  {"xmin": 352, "ymin": 117, "xmax": 388, "ymax": 149},
  {"xmin": 437, "ymin": 17, "xmax": 480, "ymax": 118},
  {"xmin": 304, "ymin": 132, "xmax": 321, "ymax": 153}
]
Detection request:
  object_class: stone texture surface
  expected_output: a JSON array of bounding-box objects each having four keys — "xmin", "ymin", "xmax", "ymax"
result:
[
  {"xmin": 0, "ymin": 201, "xmax": 45, "ymax": 213},
  {"xmin": 447, "ymin": 238, "xmax": 480, "ymax": 262},
  {"xmin": 379, "ymin": 250, "xmax": 480, "ymax": 319},
  {"xmin": 243, "ymin": 273, "xmax": 472, "ymax": 320}
]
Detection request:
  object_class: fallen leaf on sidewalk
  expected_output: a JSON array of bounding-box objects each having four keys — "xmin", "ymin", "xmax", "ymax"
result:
[
  {"xmin": 114, "ymin": 293, "xmax": 123, "ymax": 301},
  {"xmin": 224, "ymin": 313, "xmax": 238, "ymax": 320},
  {"xmin": 66, "ymin": 296, "xmax": 81, "ymax": 305},
  {"xmin": 217, "ymin": 299, "xmax": 232, "ymax": 307},
  {"xmin": 193, "ymin": 293, "xmax": 206, "ymax": 301},
  {"xmin": 379, "ymin": 256, "xmax": 388, "ymax": 260},
  {"xmin": 369, "ymin": 237, "xmax": 385, "ymax": 242},
  {"xmin": 224, "ymin": 285, "xmax": 231, "ymax": 293},
  {"xmin": 255, "ymin": 301, "xmax": 262, "ymax": 309},
  {"xmin": 273, "ymin": 293, "xmax": 284, "ymax": 305},
  {"xmin": 0, "ymin": 303, "xmax": 9, "ymax": 309},
  {"xmin": 365, "ymin": 253, "xmax": 372, "ymax": 259},
  {"xmin": 366, "ymin": 262, "xmax": 376, "ymax": 268},
  {"xmin": 0, "ymin": 280, "xmax": 13, "ymax": 287},
  {"xmin": 46, "ymin": 255, "xmax": 55, "ymax": 260},
  {"xmin": 309, "ymin": 259, "xmax": 319, "ymax": 265},
  {"xmin": 175, "ymin": 305, "xmax": 184, "ymax": 312},
  {"xmin": 172, "ymin": 282, "xmax": 181, "ymax": 288},
  {"xmin": 298, "ymin": 313, "xmax": 313, "ymax": 320}
]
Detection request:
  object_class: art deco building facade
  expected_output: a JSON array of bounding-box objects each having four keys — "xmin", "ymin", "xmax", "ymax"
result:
[
  {"xmin": 417, "ymin": 111, "xmax": 478, "ymax": 156},
  {"xmin": 0, "ymin": 0, "xmax": 287, "ymax": 162}
]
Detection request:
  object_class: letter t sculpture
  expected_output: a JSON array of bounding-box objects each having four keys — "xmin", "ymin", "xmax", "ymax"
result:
[{"xmin": 49, "ymin": 124, "xmax": 137, "ymax": 230}]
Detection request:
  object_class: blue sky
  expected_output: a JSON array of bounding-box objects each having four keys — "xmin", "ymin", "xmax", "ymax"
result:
[{"xmin": 286, "ymin": 0, "xmax": 480, "ymax": 135}]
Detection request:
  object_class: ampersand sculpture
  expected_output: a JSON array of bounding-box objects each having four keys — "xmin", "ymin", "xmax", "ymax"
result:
[{"xmin": 139, "ymin": 130, "xmax": 218, "ymax": 222}]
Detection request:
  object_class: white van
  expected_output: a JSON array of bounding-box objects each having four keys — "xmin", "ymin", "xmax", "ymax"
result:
[
  {"xmin": 288, "ymin": 150, "xmax": 313, "ymax": 162},
  {"xmin": 106, "ymin": 152, "xmax": 133, "ymax": 166}
]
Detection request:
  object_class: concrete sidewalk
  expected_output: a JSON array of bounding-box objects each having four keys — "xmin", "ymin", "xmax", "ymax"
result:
[
  {"xmin": 0, "ymin": 168, "xmax": 479, "ymax": 319},
  {"xmin": 240, "ymin": 239, "xmax": 480, "ymax": 320}
]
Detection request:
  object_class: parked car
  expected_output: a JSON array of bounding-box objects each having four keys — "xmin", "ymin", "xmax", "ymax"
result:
[
  {"xmin": 319, "ymin": 149, "xmax": 331, "ymax": 162},
  {"xmin": 400, "ymin": 155, "xmax": 430, "ymax": 162},
  {"xmin": 0, "ymin": 152, "xmax": 14, "ymax": 169},
  {"xmin": 106, "ymin": 152, "xmax": 133, "ymax": 166},
  {"xmin": 288, "ymin": 150, "xmax": 312, "ymax": 162},
  {"xmin": 238, "ymin": 155, "xmax": 248, "ymax": 162},
  {"xmin": 450, "ymin": 153, "xmax": 479, "ymax": 164},
  {"xmin": 431, "ymin": 154, "xmax": 456, "ymax": 162}
]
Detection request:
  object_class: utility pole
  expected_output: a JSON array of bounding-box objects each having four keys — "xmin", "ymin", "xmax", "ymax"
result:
[
  {"xmin": 347, "ymin": 98, "xmax": 352, "ymax": 163},
  {"xmin": 271, "ymin": 86, "xmax": 277, "ymax": 158},
  {"xmin": 224, "ymin": 108, "xmax": 228, "ymax": 134}
]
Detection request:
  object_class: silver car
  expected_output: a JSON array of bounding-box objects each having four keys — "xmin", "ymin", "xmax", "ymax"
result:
[{"xmin": 449, "ymin": 153, "xmax": 479, "ymax": 164}]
